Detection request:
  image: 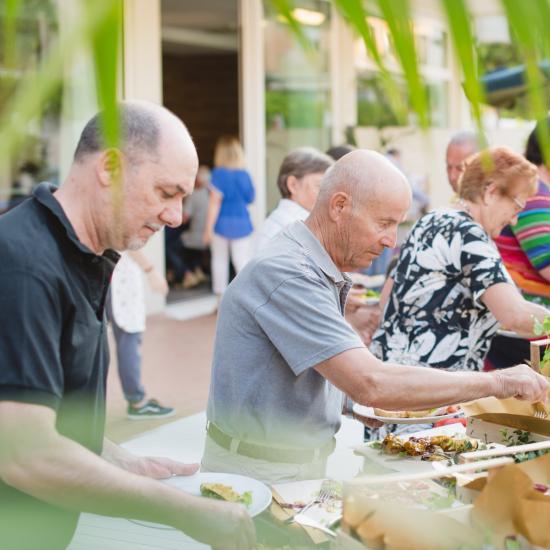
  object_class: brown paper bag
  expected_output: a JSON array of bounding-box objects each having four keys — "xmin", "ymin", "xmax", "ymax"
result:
[
  {"xmin": 344, "ymin": 483, "xmax": 482, "ymax": 550},
  {"xmin": 473, "ymin": 456, "xmax": 550, "ymax": 548}
]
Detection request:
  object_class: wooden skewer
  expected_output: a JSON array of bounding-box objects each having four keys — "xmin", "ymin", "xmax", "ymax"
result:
[
  {"xmin": 347, "ymin": 457, "xmax": 513, "ymax": 485},
  {"xmin": 458, "ymin": 439, "xmax": 550, "ymax": 463}
]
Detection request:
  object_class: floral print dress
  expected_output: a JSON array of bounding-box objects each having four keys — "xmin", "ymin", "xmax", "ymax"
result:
[{"xmin": 371, "ymin": 209, "xmax": 513, "ymax": 371}]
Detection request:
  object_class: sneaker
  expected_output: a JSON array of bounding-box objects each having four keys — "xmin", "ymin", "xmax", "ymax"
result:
[
  {"xmin": 194, "ymin": 267, "xmax": 206, "ymax": 283},
  {"xmin": 182, "ymin": 271, "xmax": 200, "ymax": 289},
  {"xmin": 127, "ymin": 399, "xmax": 175, "ymax": 420}
]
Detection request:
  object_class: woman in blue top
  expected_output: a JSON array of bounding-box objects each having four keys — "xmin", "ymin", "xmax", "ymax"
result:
[{"xmin": 203, "ymin": 136, "xmax": 255, "ymax": 295}]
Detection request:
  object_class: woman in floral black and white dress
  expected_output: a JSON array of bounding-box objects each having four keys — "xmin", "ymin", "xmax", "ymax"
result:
[{"xmin": 371, "ymin": 147, "xmax": 549, "ymax": 373}]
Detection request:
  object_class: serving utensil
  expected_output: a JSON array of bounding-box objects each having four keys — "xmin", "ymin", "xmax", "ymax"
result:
[
  {"xmin": 458, "ymin": 439, "xmax": 550, "ymax": 463},
  {"xmin": 527, "ymin": 339, "xmax": 550, "ymax": 419},
  {"xmin": 283, "ymin": 480, "xmax": 336, "ymax": 524}
]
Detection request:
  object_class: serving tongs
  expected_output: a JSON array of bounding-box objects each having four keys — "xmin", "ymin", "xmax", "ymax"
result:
[{"xmin": 528, "ymin": 338, "xmax": 550, "ymax": 419}]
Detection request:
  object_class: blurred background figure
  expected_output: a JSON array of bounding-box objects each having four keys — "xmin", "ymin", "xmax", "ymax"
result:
[
  {"xmin": 108, "ymin": 251, "xmax": 174, "ymax": 420},
  {"xmin": 445, "ymin": 131, "xmax": 479, "ymax": 195},
  {"xmin": 254, "ymin": 147, "xmax": 333, "ymax": 252},
  {"xmin": 165, "ymin": 221, "xmax": 187, "ymax": 288},
  {"xmin": 203, "ymin": 136, "xmax": 255, "ymax": 297},
  {"xmin": 326, "ymin": 143, "xmax": 355, "ymax": 161},
  {"xmin": 487, "ymin": 119, "xmax": 550, "ymax": 369},
  {"xmin": 179, "ymin": 165, "xmax": 211, "ymax": 289},
  {"xmin": 7, "ymin": 161, "xmax": 40, "ymax": 211}
]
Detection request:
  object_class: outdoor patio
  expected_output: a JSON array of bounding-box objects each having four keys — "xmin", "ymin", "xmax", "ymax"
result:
[{"xmin": 105, "ymin": 312, "xmax": 217, "ymax": 443}]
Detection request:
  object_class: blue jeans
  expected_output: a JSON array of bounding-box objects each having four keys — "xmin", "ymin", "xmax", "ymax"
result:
[{"xmin": 106, "ymin": 298, "xmax": 145, "ymax": 404}]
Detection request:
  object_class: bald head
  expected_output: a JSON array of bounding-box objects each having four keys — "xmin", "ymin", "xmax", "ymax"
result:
[
  {"xmin": 307, "ymin": 149, "xmax": 411, "ymax": 272},
  {"xmin": 59, "ymin": 100, "xmax": 197, "ymax": 254},
  {"xmin": 73, "ymin": 100, "xmax": 194, "ymax": 165},
  {"xmin": 315, "ymin": 149, "xmax": 410, "ymax": 211},
  {"xmin": 446, "ymin": 131, "xmax": 479, "ymax": 192}
]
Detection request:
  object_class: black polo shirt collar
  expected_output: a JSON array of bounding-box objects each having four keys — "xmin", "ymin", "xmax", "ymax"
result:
[{"xmin": 34, "ymin": 182, "xmax": 120, "ymax": 265}]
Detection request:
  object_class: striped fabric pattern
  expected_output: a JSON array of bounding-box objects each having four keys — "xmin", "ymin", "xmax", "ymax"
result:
[{"xmin": 494, "ymin": 180, "xmax": 550, "ymax": 305}]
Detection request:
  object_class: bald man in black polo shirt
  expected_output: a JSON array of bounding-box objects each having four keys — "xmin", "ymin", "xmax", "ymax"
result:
[{"xmin": 0, "ymin": 101, "xmax": 254, "ymax": 550}]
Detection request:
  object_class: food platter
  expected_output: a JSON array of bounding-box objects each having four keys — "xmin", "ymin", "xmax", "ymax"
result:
[{"xmin": 353, "ymin": 404, "xmax": 464, "ymax": 425}]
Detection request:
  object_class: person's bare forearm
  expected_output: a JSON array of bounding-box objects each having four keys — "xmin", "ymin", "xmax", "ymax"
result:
[
  {"xmin": 359, "ymin": 362, "xmax": 497, "ymax": 410},
  {"xmin": 539, "ymin": 264, "xmax": 550, "ymax": 283},
  {"xmin": 2, "ymin": 433, "xmax": 213, "ymax": 536},
  {"xmin": 102, "ymin": 437, "xmax": 137, "ymax": 470},
  {"xmin": 507, "ymin": 300, "xmax": 549, "ymax": 338},
  {"xmin": 483, "ymin": 283, "xmax": 549, "ymax": 338},
  {"xmin": 318, "ymin": 348, "xmax": 548, "ymax": 416}
]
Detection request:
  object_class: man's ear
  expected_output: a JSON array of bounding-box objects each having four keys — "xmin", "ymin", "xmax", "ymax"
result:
[
  {"xmin": 328, "ymin": 191, "xmax": 350, "ymax": 221},
  {"xmin": 96, "ymin": 149, "xmax": 123, "ymax": 187}
]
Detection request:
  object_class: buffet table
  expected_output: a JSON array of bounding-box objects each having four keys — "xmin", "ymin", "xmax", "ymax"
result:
[
  {"xmin": 67, "ymin": 413, "xmax": 365, "ymax": 550},
  {"xmin": 68, "ymin": 405, "xmax": 550, "ymax": 550}
]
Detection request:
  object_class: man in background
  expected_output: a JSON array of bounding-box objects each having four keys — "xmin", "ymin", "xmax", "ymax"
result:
[{"xmin": 445, "ymin": 130, "xmax": 479, "ymax": 194}]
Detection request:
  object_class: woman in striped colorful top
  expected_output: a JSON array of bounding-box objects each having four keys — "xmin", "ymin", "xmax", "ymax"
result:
[{"xmin": 487, "ymin": 119, "xmax": 550, "ymax": 369}]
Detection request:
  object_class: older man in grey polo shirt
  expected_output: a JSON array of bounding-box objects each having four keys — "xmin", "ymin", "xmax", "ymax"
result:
[{"xmin": 203, "ymin": 150, "xmax": 549, "ymax": 483}]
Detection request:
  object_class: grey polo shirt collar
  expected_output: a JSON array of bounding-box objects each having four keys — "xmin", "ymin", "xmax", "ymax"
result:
[{"xmin": 287, "ymin": 221, "xmax": 350, "ymax": 286}]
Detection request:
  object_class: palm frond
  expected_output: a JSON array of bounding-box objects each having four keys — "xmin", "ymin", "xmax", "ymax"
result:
[
  {"xmin": 87, "ymin": 0, "xmax": 122, "ymax": 149},
  {"xmin": 441, "ymin": 0, "xmax": 486, "ymax": 145},
  {"xmin": 501, "ymin": 0, "xmax": 550, "ymax": 164},
  {"xmin": 3, "ymin": 0, "xmax": 22, "ymax": 68},
  {"xmin": 0, "ymin": 1, "xmax": 118, "ymax": 173},
  {"xmin": 376, "ymin": 0, "xmax": 428, "ymax": 127},
  {"xmin": 332, "ymin": 0, "xmax": 407, "ymax": 125}
]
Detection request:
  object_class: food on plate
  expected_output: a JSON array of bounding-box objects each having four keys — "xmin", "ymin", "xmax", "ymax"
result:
[
  {"xmin": 379, "ymin": 433, "xmax": 480, "ymax": 461},
  {"xmin": 373, "ymin": 405, "xmax": 460, "ymax": 419},
  {"xmin": 200, "ymin": 483, "xmax": 252, "ymax": 506},
  {"xmin": 362, "ymin": 289, "xmax": 380, "ymax": 299}
]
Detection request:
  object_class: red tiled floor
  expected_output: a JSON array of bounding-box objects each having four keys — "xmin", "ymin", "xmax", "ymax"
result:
[{"xmin": 105, "ymin": 313, "xmax": 217, "ymax": 442}]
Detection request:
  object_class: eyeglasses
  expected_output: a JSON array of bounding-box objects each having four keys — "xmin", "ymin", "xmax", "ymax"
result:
[{"xmin": 510, "ymin": 195, "xmax": 526, "ymax": 212}]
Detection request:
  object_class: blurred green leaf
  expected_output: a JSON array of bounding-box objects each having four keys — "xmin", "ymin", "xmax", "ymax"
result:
[
  {"xmin": 502, "ymin": 0, "xmax": 550, "ymax": 165},
  {"xmin": 376, "ymin": 0, "xmax": 428, "ymax": 128},
  {"xmin": 441, "ymin": 0, "xmax": 485, "ymax": 144},
  {"xmin": 332, "ymin": 0, "xmax": 407, "ymax": 124},
  {"xmin": 0, "ymin": 1, "xmax": 116, "ymax": 173},
  {"xmin": 3, "ymin": 0, "xmax": 22, "ymax": 68},
  {"xmin": 86, "ymin": 0, "xmax": 122, "ymax": 150},
  {"xmin": 534, "ymin": 317, "xmax": 545, "ymax": 336},
  {"xmin": 265, "ymin": 0, "xmax": 313, "ymax": 52}
]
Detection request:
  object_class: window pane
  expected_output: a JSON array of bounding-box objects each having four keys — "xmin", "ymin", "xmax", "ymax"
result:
[
  {"xmin": 263, "ymin": 0, "xmax": 331, "ymax": 213},
  {"xmin": 0, "ymin": 0, "xmax": 61, "ymax": 211}
]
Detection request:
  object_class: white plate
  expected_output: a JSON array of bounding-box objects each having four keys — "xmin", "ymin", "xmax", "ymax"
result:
[
  {"xmin": 164, "ymin": 472, "xmax": 271, "ymax": 516},
  {"xmin": 353, "ymin": 404, "xmax": 464, "ymax": 425},
  {"xmin": 128, "ymin": 472, "xmax": 272, "ymax": 530}
]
